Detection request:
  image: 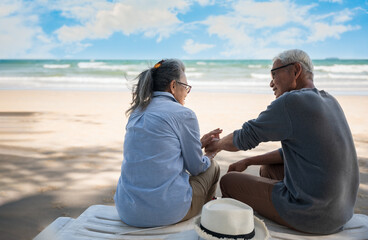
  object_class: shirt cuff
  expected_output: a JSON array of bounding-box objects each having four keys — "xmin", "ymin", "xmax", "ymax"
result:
[
  {"xmin": 202, "ymin": 155, "xmax": 211, "ymax": 170},
  {"xmin": 278, "ymin": 148, "xmax": 284, "ymax": 161}
]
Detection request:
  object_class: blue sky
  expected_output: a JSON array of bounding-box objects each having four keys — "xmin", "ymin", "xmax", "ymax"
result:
[{"xmin": 0, "ymin": 0, "xmax": 367, "ymax": 59}]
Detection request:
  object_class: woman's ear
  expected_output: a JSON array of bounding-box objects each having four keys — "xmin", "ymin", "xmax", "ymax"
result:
[{"xmin": 168, "ymin": 80, "xmax": 176, "ymax": 94}]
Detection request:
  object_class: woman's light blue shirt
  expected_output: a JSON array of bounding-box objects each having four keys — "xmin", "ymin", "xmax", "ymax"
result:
[{"xmin": 114, "ymin": 91, "xmax": 210, "ymax": 227}]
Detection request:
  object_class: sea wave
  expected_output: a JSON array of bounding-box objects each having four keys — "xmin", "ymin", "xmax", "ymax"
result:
[
  {"xmin": 186, "ymin": 72, "xmax": 203, "ymax": 78},
  {"xmin": 191, "ymin": 80, "xmax": 269, "ymax": 87},
  {"xmin": 0, "ymin": 76, "xmax": 127, "ymax": 84},
  {"xmin": 43, "ymin": 64, "xmax": 71, "ymax": 69},
  {"xmin": 248, "ymin": 64, "xmax": 263, "ymax": 68},
  {"xmin": 315, "ymin": 65, "xmax": 368, "ymax": 73},
  {"xmin": 77, "ymin": 62, "xmax": 105, "ymax": 68},
  {"xmin": 126, "ymin": 71, "xmax": 141, "ymax": 76},
  {"xmin": 77, "ymin": 62, "xmax": 131, "ymax": 71},
  {"xmin": 315, "ymin": 74, "xmax": 368, "ymax": 80},
  {"xmin": 251, "ymin": 73, "xmax": 270, "ymax": 79}
]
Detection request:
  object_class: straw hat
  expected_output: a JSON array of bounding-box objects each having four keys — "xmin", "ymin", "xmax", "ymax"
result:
[{"xmin": 194, "ymin": 198, "xmax": 270, "ymax": 240}]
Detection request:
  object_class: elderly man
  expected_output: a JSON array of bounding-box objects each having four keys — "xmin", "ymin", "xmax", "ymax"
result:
[{"xmin": 206, "ymin": 49, "xmax": 359, "ymax": 234}]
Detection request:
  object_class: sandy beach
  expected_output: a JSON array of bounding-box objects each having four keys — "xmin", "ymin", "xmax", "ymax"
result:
[{"xmin": 0, "ymin": 90, "xmax": 367, "ymax": 239}]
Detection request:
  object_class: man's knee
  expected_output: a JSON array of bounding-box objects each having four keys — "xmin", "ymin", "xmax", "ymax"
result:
[
  {"xmin": 260, "ymin": 164, "xmax": 284, "ymax": 180},
  {"xmin": 259, "ymin": 165, "xmax": 271, "ymax": 178},
  {"xmin": 220, "ymin": 172, "xmax": 239, "ymax": 196}
]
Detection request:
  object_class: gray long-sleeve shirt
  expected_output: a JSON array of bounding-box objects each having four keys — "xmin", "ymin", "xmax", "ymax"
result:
[{"xmin": 233, "ymin": 88, "xmax": 359, "ymax": 234}]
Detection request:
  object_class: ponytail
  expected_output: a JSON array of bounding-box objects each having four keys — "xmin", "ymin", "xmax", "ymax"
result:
[{"xmin": 126, "ymin": 69, "xmax": 154, "ymax": 116}]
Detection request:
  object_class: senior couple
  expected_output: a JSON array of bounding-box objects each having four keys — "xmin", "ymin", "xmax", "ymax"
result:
[{"xmin": 114, "ymin": 49, "xmax": 359, "ymax": 235}]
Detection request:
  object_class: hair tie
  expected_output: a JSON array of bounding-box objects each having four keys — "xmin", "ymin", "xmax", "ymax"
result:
[{"xmin": 154, "ymin": 59, "xmax": 165, "ymax": 69}]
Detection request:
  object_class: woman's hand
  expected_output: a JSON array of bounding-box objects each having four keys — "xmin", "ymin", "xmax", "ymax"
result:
[{"xmin": 201, "ymin": 128, "xmax": 222, "ymax": 149}]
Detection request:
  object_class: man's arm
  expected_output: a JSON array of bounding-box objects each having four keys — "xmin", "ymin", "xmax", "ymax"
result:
[
  {"xmin": 205, "ymin": 132, "xmax": 239, "ymax": 153},
  {"xmin": 228, "ymin": 149, "xmax": 283, "ymax": 172}
]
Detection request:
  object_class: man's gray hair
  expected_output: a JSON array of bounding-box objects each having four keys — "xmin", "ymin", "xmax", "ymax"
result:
[{"xmin": 273, "ymin": 49, "xmax": 314, "ymax": 74}]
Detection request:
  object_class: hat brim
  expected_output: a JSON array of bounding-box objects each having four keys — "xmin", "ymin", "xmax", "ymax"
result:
[{"xmin": 194, "ymin": 216, "xmax": 270, "ymax": 240}]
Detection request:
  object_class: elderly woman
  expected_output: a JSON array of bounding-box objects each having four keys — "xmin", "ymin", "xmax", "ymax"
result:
[{"xmin": 114, "ymin": 59, "xmax": 221, "ymax": 227}]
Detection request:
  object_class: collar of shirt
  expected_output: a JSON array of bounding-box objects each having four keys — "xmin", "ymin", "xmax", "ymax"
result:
[{"xmin": 153, "ymin": 91, "xmax": 178, "ymax": 103}]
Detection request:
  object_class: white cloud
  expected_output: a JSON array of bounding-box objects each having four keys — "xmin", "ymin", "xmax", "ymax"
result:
[
  {"xmin": 332, "ymin": 9, "xmax": 354, "ymax": 23},
  {"xmin": 307, "ymin": 22, "xmax": 360, "ymax": 42},
  {"xmin": 48, "ymin": 0, "xmax": 114, "ymax": 23},
  {"xmin": 195, "ymin": 0, "xmax": 216, "ymax": 6},
  {"xmin": 55, "ymin": 0, "xmax": 190, "ymax": 43},
  {"xmin": 0, "ymin": 0, "xmax": 192, "ymax": 58},
  {"xmin": 183, "ymin": 39, "xmax": 215, "ymax": 54},
  {"xmin": 319, "ymin": 0, "xmax": 343, "ymax": 4},
  {"xmin": 0, "ymin": 1, "xmax": 55, "ymax": 58},
  {"xmin": 271, "ymin": 28, "xmax": 305, "ymax": 45},
  {"xmin": 201, "ymin": 0, "xmax": 359, "ymax": 58},
  {"xmin": 0, "ymin": 0, "xmax": 21, "ymax": 17}
]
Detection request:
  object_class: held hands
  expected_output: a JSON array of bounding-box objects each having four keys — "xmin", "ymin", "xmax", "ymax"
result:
[
  {"xmin": 205, "ymin": 138, "xmax": 220, "ymax": 153},
  {"xmin": 201, "ymin": 128, "xmax": 222, "ymax": 149},
  {"xmin": 201, "ymin": 128, "xmax": 222, "ymax": 160}
]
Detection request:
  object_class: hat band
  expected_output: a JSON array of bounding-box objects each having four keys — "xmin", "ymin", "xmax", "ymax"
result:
[{"xmin": 200, "ymin": 224, "xmax": 255, "ymax": 239}]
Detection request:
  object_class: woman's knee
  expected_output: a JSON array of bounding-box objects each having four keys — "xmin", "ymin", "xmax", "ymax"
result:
[{"xmin": 212, "ymin": 160, "xmax": 220, "ymax": 177}]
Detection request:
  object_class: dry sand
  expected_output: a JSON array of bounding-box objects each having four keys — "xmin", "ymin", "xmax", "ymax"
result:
[{"xmin": 0, "ymin": 90, "xmax": 367, "ymax": 239}]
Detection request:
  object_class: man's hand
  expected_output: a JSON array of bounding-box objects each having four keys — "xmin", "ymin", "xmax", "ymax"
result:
[
  {"xmin": 201, "ymin": 128, "xmax": 222, "ymax": 149},
  {"xmin": 227, "ymin": 159, "xmax": 248, "ymax": 173},
  {"xmin": 205, "ymin": 138, "xmax": 220, "ymax": 153}
]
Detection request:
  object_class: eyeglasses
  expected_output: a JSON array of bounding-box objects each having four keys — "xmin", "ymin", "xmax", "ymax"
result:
[
  {"xmin": 270, "ymin": 62, "xmax": 295, "ymax": 72},
  {"xmin": 176, "ymin": 81, "xmax": 192, "ymax": 94}
]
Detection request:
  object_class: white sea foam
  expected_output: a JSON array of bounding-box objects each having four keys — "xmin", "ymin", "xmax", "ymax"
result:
[
  {"xmin": 77, "ymin": 62, "xmax": 132, "ymax": 71},
  {"xmin": 315, "ymin": 74, "xmax": 368, "ymax": 80},
  {"xmin": 0, "ymin": 77, "xmax": 129, "ymax": 91},
  {"xmin": 314, "ymin": 65, "xmax": 368, "ymax": 73},
  {"xmin": 196, "ymin": 61, "xmax": 207, "ymax": 65},
  {"xmin": 43, "ymin": 64, "xmax": 70, "ymax": 69},
  {"xmin": 78, "ymin": 62, "xmax": 105, "ymax": 68},
  {"xmin": 191, "ymin": 80, "xmax": 269, "ymax": 87},
  {"xmin": 316, "ymin": 81, "xmax": 368, "ymax": 86},
  {"xmin": 0, "ymin": 76, "xmax": 127, "ymax": 85},
  {"xmin": 126, "ymin": 71, "xmax": 141, "ymax": 76},
  {"xmin": 251, "ymin": 73, "xmax": 270, "ymax": 79},
  {"xmin": 248, "ymin": 64, "xmax": 262, "ymax": 68},
  {"xmin": 186, "ymin": 72, "xmax": 203, "ymax": 78}
]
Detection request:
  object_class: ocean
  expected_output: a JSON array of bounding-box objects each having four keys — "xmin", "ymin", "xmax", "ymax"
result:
[{"xmin": 0, "ymin": 59, "xmax": 367, "ymax": 95}]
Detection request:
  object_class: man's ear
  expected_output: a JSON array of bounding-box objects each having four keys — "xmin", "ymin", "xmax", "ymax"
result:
[{"xmin": 294, "ymin": 63, "xmax": 302, "ymax": 79}]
